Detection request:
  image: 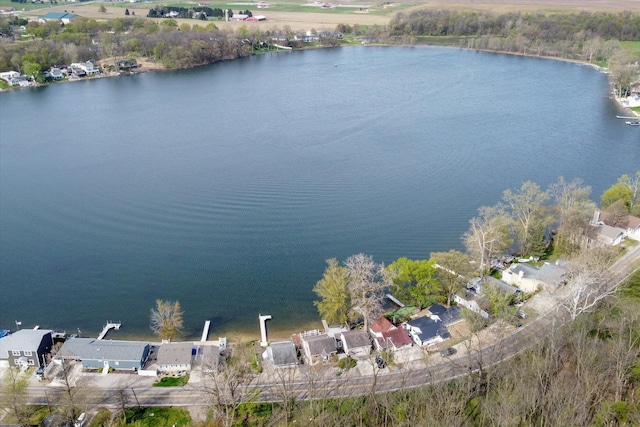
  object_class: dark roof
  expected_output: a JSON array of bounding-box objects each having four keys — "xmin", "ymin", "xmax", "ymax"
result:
[
  {"xmin": 270, "ymin": 341, "xmax": 298, "ymax": 367},
  {"xmin": 429, "ymin": 304, "xmax": 447, "ymax": 316},
  {"xmin": 406, "ymin": 317, "xmax": 448, "ymax": 341}
]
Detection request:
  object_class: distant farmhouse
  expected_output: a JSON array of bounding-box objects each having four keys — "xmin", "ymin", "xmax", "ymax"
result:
[{"xmin": 39, "ymin": 12, "xmax": 78, "ymax": 24}]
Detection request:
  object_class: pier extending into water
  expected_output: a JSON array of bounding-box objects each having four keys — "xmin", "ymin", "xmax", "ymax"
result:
[{"xmin": 97, "ymin": 321, "xmax": 121, "ymax": 340}]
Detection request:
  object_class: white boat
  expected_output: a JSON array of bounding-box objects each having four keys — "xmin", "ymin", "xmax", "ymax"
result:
[{"xmin": 625, "ymin": 121, "xmax": 640, "ymax": 126}]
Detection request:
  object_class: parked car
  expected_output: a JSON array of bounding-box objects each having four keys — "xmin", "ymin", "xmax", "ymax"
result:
[
  {"xmin": 36, "ymin": 366, "xmax": 44, "ymax": 380},
  {"xmin": 517, "ymin": 310, "xmax": 528, "ymax": 319},
  {"xmin": 440, "ymin": 347, "xmax": 456, "ymax": 357},
  {"xmin": 375, "ymin": 355, "xmax": 387, "ymax": 369}
]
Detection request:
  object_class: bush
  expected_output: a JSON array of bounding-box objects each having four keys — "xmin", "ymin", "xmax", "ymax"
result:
[{"xmin": 338, "ymin": 356, "xmax": 357, "ymax": 370}]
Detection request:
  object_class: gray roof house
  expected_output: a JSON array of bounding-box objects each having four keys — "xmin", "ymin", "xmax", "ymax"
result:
[
  {"xmin": 300, "ymin": 334, "xmax": 337, "ymax": 365},
  {"xmin": 56, "ymin": 338, "xmax": 149, "ymax": 371},
  {"xmin": 0, "ymin": 329, "xmax": 53, "ymax": 367},
  {"xmin": 263, "ymin": 341, "xmax": 298, "ymax": 368},
  {"xmin": 156, "ymin": 342, "xmax": 193, "ymax": 373},
  {"xmin": 404, "ymin": 317, "xmax": 450, "ymax": 348},
  {"xmin": 339, "ymin": 330, "xmax": 372, "ymax": 357},
  {"xmin": 470, "ymin": 276, "xmax": 523, "ymax": 295}
]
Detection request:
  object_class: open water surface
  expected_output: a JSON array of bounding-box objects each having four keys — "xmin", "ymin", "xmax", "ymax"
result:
[{"xmin": 1, "ymin": 46, "xmax": 639, "ymax": 339}]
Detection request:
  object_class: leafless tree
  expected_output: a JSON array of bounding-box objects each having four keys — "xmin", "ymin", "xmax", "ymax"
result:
[
  {"xmin": 198, "ymin": 344, "xmax": 257, "ymax": 427},
  {"xmin": 463, "ymin": 205, "xmax": 512, "ymax": 274},
  {"xmin": 503, "ymin": 181, "xmax": 552, "ymax": 257},
  {"xmin": 548, "ymin": 176, "xmax": 596, "ymax": 252},
  {"xmin": 150, "ymin": 299, "xmax": 184, "ymax": 342},
  {"xmin": 561, "ymin": 246, "xmax": 618, "ymax": 320},
  {"xmin": 345, "ymin": 253, "xmax": 392, "ymax": 330}
]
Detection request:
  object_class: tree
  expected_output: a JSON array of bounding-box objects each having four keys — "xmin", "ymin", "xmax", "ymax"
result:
[
  {"xmin": 0, "ymin": 367, "xmax": 33, "ymax": 427},
  {"xmin": 430, "ymin": 250, "xmax": 474, "ymax": 306},
  {"xmin": 503, "ymin": 181, "xmax": 552, "ymax": 257},
  {"xmin": 548, "ymin": 176, "xmax": 596, "ymax": 254},
  {"xmin": 200, "ymin": 344, "xmax": 257, "ymax": 427},
  {"xmin": 150, "ymin": 299, "xmax": 184, "ymax": 341},
  {"xmin": 562, "ymin": 246, "xmax": 618, "ymax": 320},
  {"xmin": 463, "ymin": 204, "xmax": 512, "ymax": 274},
  {"xmin": 345, "ymin": 253, "xmax": 391, "ymax": 330},
  {"xmin": 387, "ymin": 258, "xmax": 439, "ymax": 308},
  {"xmin": 314, "ymin": 258, "xmax": 351, "ymax": 324}
]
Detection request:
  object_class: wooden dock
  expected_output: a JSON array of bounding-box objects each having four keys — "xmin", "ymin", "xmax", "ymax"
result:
[{"xmin": 97, "ymin": 321, "xmax": 121, "ymax": 340}]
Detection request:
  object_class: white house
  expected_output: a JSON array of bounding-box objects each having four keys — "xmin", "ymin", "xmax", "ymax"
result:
[
  {"xmin": 404, "ymin": 316, "xmax": 450, "ymax": 348},
  {"xmin": 339, "ymin": 330, "xmax": 371, "ymax": 357}
]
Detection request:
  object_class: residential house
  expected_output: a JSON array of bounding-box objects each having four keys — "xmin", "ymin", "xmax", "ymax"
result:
[
  {"xmin": 594, "ymin": 210, "xmax": 640, "ymax": 242},
  {"xmin": 369, "ymin": 316, "xmax": 413, "ymax": 352},
  {"xmin": 156, "ymin": 342, "xmax": 193, "ymax": 373},
  {"xmin": 56, "ymin": 338, "xmax": 149, "ymax": 372},
  {"xmin": 300, "ymin": 334, "xmax": 336, "ymax": 365},
  {"xmin": 453, "ymin": 292, "xmax": 490, "ymax": 319},
  {"xmin": 0, "ymin": 70, "xmax": 28, "ymax": 86},
  {"xmin": 38, "ymin": 12, "xmax": 78, "ymax": 24},
  {"xmin": 48, "ymin": 67, "xmax": 64, "ymax": 80},
  {"xmin": 69, "ymin": 61, "xmax": 99, "ymax": 76},
  {"xmin": 0, "ymin": 329, "xmax": 53, "ymax": 368},
  {"xmin": 428, "ymin": 304, "xmax": 463, "ymax": 326},
  {"xmin": 469, "ymin": 276, "xmax": 523, "ymax": 296},
  {"xmin": 263, "ymin": 341, "xmax": 298, "ymax": 368},
  {"xmin": 593, "ymin": 223, "xmax": 626, "ymax": 246},
  {"xmin": 404, "ymin": 316, "xmax": 450, "ymax": 348},
  {"xmin": 339, "ymin": 330, "xmax": 371, "ymax": 357}
]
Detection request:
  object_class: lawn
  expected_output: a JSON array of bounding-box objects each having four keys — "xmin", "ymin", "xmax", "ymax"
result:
[
  {"xmin": 122, "ymin": 407, "xmax": 191, "ymax": 427},
  {"xmin": 153, "ymin": 374, "xmax": 189, "ymax": 387}
]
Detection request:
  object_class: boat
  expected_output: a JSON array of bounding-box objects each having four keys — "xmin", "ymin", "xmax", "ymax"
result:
[{"xmin": 625, "ymin": 121, "xmax": 640, "ymax": 126}]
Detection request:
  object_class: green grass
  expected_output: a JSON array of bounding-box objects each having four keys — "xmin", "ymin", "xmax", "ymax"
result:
[
  {"xmin": 631, "ymin": 106, "xmax": 640, "ymax": 113},
  {"xmin": 153, "ymin": 374, "xmax": 189, "ymax": 387},
  {"xmin": 121, "ymin": 407, "xmax": 191, "ymax": 427},
  {"xmin": 0, "ymin": 0, "xmax": 55, "ymax": 12},
  {"xmin": 620, "ymin": 41, "xmax": 640, "ymax": 56}
]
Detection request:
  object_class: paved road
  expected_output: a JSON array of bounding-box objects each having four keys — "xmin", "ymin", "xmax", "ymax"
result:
[{"xmin": 22, "ymin": 244, "xmax": 640, "ymax": 408}]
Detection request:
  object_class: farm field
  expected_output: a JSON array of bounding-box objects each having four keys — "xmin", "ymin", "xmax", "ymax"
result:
[{"xmin": 5, "ymin": 0, "xmax": 639, "ymax": 32}]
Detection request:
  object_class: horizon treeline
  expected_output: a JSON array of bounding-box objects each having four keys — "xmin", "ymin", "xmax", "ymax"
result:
[{"xmin": 1, "ymin": 10, "xmax": 639, "ymax": 75}]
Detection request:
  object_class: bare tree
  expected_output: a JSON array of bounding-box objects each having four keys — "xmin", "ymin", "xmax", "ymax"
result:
[
  {"xmin": 561, "ymin": 246, "xmax": 618, "ymax": 320},
  {"xmin": 150, "ymin": 299, "xmax": 184, "ymax": 342},
  {"xmin": 344, "ymin": 253, "xmax": 392, "ymax": 330},
  {"xmin": 548, "ymin": 176, "xmax": 596, "ymax": 252},
  {"xmin": 199, "ymin": 344, "xmax": 257, "ymax": 427},
  {"xmin": 503, "ymin": 181, "xmax": 552, "ymax": 257},
  {"xmin": 431, "ymin": 250, "xmax": 475, "ymax": 306},
  {"xmin": 463, "ymin": 205, "xmax": 512, "ymax": 274}
]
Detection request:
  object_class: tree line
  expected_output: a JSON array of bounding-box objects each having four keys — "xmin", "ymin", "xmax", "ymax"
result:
[{"xmin": 314, "ymin": 172, "xmax": 639, "ymax": 330}]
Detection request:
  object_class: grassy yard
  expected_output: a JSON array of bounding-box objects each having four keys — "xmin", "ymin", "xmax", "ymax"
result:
[
  {"xmin": 153, "ymin": 374, "xmax": 189, "ymax": 387},
  {"xmin": 121, "ymin": 407, "xmax": 191, "ymax": 427}
]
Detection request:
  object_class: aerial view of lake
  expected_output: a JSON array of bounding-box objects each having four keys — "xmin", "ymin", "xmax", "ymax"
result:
[{"xmin": 1, "ymin": 46, "xmax": 639, "ymax": 340}]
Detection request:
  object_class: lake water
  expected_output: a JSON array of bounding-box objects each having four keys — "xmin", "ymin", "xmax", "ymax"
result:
[{"xmin": 1, "ymin": 47, "xmax": 639, "ymax": 340}]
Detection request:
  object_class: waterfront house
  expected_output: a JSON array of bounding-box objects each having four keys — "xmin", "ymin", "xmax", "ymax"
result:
[
  {"xmin": 594, "ymin": 210, "xmax": 640, "ymax": 241},
  {"xmin": 300, "ymin": 333, "xmax": 336, "ymax": 365},
  {"xmin": 339, "ymin": 330, "xmax": 372, "ymax": 357},
  {"xmin": 369, "ymin": 316, "xmax": 413, "ymax": 352},
  {"xmin": 404, "ymin": 317, "xmax": 450, "ymax": 348},
  {"xmin": 156, "ymin": 342, "xmax": 193, "ymax": 373},
  {"xmin": 454, "ymin": 292, "xmax": 490, "ymax": 319},
  {"xmin": 263, "ymin": 341, "xmax": 298, "ymax": 368},
  {"xmin": 469, "ymin": 276, "xmax": 523, "ymax": 295},
  {"xmin": 0, "ymin": 329, "xmax": 53, "ymax": 368},
  {"xmin": 56, "ymin": 338, "xmax": 149, "ymax": 372}
]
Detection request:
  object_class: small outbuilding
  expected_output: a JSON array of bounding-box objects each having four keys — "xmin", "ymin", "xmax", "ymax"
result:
[{"xmin": 263, "ymin": 341, "xmax": 298, "ymax": 368}]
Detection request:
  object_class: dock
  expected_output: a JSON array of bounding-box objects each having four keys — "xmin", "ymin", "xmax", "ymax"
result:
[
  {"xmin": 201, "ymin": 320, "xmax": 211, "ymax": 342},
  {"xmin": 97, "ymin": 321, "xmax": 121, "ymax": 340},
  {"xmin": 386, "ymin": 294, "xmax": 405, "ymax": 307}
]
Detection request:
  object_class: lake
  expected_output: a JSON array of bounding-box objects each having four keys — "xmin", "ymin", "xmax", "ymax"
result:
[{"xmin": 1, "ymin": 46, "xmax": 638, "ymax": 340}]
